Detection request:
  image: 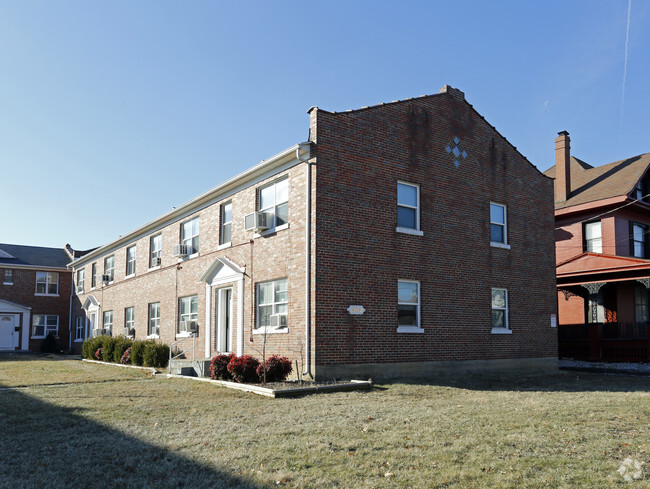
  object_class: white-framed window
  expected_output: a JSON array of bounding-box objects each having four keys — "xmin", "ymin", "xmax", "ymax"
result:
[
  {"xmin": 631, "ymin": 223, "xmax": 647, "ymax": 258},
  {"xmin": 258, "ymin": 178, "xmax": 289, "ymax": 230},
  {"xmin": 491, "ymin": 288, "xmax": 511, "ymax": 333},
  {"xmin": 32, "ymin": 314, "xmax": 58, "ymax": 338},
  {"xmin": 150, "ymin": 234, "xmax": 162, "ymax": 268},
  {"xmin": 103, "ymin": 310, "xmax": 114, "ymax": 336},
  {"xmin": 181, "ymin": 217, "xmax": 200, "ymax": 255},
  {"xmin": 256, "ymin": 278, "xmax": 288, "ymax": 330},
  {"xmin": 3, "ymin": 269, "xmax": 13, "ymax": 285},
  {"xmin": 76, "ymin": 269, "xmax": 85, "ymax": 293},
  {"xmin": 148, "ymin": 302, "xmax": 160, "ymax": 337},
  {"xmin": 178, "ymin": 295, "xmax": 198, "ymax": 334},
  {"xmin": 583, "ymin": 221, "xmax": 602, "ymax": 253},
  {"xmin": 490, "ymin": 203, "xmax": 508, "ymax": 246},
  {"xmin": 75, "ymin": 316, "xmax": 85, "ymax": 342},
  {"xmin": 36, "ymin": 271, "xmax": 58, "ymax": 295},
  {"xmin": 104, "ymin": 255, "xmax": 115, "ymax": 283},
  {"xmin": 125, "ymin": 307, "xmax": 135, "ymax": 337},
  {"xmin": 91, "ymin": 263, "xmax": 97, "ymax": 288},
  {"xmin": 397, "ymin": 280, "xmax": 422, "ymax": 333},
  {"xmin": 396, "ymin": 182, "xmax": 422, "ymax": 235},
  {"xmin": 126, "ymin": 245, "xmax": 136, "ymax": 276},
  {"xmin": 220, "ymin": 201, "xmax": 232, "ymax": 245}
]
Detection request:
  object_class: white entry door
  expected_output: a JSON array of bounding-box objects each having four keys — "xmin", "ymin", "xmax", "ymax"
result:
[
  {"xmin": 0, "ymin": 314, "xmax": 17, "ymax": 350},
  {"xmin": 217, "ymin": 288, "xmax": 233, "ymax": 352}
]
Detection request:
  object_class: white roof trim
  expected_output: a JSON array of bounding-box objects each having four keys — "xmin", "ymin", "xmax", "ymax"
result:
[
  {"xmin": 199, "ymin": 257, "xmax": 246, "ymax": 284},
  {"xmin": 0, "ymin": 249, "xmax": 15, "ymax": 259},
  {"xmin": 0, "ymin": 298, "xmax": 31, "ymax": 311},
  {"xmin": 82, "ymin": 295, "xmax": 100, "ymax": 310}
]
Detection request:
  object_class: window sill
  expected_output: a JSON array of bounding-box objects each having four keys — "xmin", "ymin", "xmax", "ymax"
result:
[
  {"xmin": 147, "ymin": 334, "xmax": 160, "ymax": 340},
  {"xmin": 3, "ymin": 282, "xmax": 13, "ymax": 286},
  {"xmin": 148, "ymin": 266, "xmax": 161, "ymax": 272},
  {"xmin": 491, "ymin": 328, "xmax": 512, "ymax": 335},
  {"xmin": 31, "ymin": 336, "xmax": 46, "ymax": 340},
  {"xmin": 396, "ymin": 227, "xmax": 424, "ymax": 236},
  {"xmin": 34, "ymin": 293, "xmax": 59, "ymax": 297},
  {"xmin": 125, "ymin": 274, "xmax": 136, "ymax": 280},
  {"xmin": 253, "ymin": 327, "xmax": 289, "ymax": 335},
  {"xmin": 397, "ymin": 326, "xmax": 424, "ymax": 334},
  {"xmin": 490, "ymin": 242, "xmax": 511, "ymax": 250},
  {"xmin": 175, "ymin": 332, "xmax": 196, "ymax": 338},
  {"xmin": 74, "ymin": 339, "xmax": 83, "ymax": 343},
  {"xmin": 255, "ymin": 223, "xmax": 290, "ymax": 238},
  {"xmin": 217, "ymin": 242, "xmax": 232, "ymax": 250}
]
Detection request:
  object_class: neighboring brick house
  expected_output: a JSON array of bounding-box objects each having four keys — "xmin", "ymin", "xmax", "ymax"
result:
[
  {"xmin": 0, "ymin": 244, "xmax": 73, "ymax": 352},
  {"xmin": 69, "ymin": 85, "xmax": 557, "ymax": 378},
  {"xmin": 544, "ymin": 132, "xmax": 650, "ymax": 361}
]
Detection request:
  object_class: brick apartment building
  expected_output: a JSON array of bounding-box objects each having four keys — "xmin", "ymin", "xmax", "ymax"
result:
[
  {"xmin": 0, "ymin": 244, "xmax": 73, "ymax": 352},
  {"xmin": 69, "ymin": 85, "xmax": 558, "ymax": 379},
  {"xmin": 545, "ymin": 132, "xmax": 650, "ymax": 362}
]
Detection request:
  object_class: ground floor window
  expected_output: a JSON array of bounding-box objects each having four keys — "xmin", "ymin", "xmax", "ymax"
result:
[
  {"xmin": 75, "ymin": 316, "xmax": 85, "ymax": 341},
  {"xmin": 103, "ymin": 311, "xmax": 113, "ymax": 336},
  {"xmin": 148, "ymin": 302, "xmax": 160, "ymax": 337},
  {"xmin": 32, "ymin": 315, "xmax": 58, "ymax": 338},
  {"xmin": 491, "ymin": 288, "xmax": 509, "ymax": 331},
  {"xmin": 125, "ymin": 307, "xmax": 135, "ymax": 337},
  {"xmin": 635, "ymin": 285, "xmax": 648, "ymax": 323},
  {"xmin": 397, "ymin": 280, "xmax": 420, "ymax": 331},
  {"xmin": 178, "ymin": 296, "xmax": 198, "ymax": 333},
  {"xmin": 257, "ymin": 278, "xmax": 288, "ymax": 329}
]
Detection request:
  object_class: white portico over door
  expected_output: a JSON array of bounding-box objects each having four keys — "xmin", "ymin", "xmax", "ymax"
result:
[
  {"xmin": 199, "ymin": 257, "xmax": 245, "ymax": 358},
  {"xmin": 0, "ymin": 298, "xmax": 30, "ymax": 351}
]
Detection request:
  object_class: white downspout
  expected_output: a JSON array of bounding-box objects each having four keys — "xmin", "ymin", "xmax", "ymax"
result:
[{"xmin": 297, "ymin": 145, "xmax": 312, "ymax": 377}]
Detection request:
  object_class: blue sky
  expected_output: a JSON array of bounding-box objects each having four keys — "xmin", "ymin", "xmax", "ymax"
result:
[{"xmin": 1, "ymin": 1, "xmax": 648, "ymax": 249}]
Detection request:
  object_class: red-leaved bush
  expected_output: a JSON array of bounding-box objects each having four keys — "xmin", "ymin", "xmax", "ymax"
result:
[
  {"xmin": 209, "ymin": 353, "xmax": 235, "ymax": 380},
  {"xmin": 256, "ymin": 355, "xmax": 293, "ymax": 383},
  {"xmin": 94, "ymin": 347, "xmax": 104, "ymax": 361},
  {"xmin": 226, "ymin": 355, "xmax": 260, "ymax": 383},
  {"xmin": 120, "ymin": 346, "xmax": 132, "ymax": 365}
]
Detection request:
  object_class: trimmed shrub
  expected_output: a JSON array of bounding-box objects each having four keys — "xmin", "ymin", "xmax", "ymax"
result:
[
  {"xmin": 227, "ymin": 355, "xmax": 260, "ymax": 383},
  {"xmin": 41, "ymin": 333, "xmax": 57, "ymax": 354},
  {"xmin": 82, "ymin": 336, "xmax": 106, "ymax": 360},
  {"xmin": 130, "ymin": 340, "xmax": 153, "ymax": 366},
  {"xmin": 143, "ymin": 342, "xmax": 169, "ymax": 368},
  {"xmin": 101, "ymin": 336, "xmax": 118, "ymax": 363},
  {"xmin": 120, "ymin": 346, "xmax": 132, "ymax": 365},
  {"xmin": 257, "ymin": 355, "xmax": 293, "ymax": 383},
  {"xmin": 209, "ymin": 353, "xmax": 235, "ymax": 380},
  {"xmin": 112, "ymin": 337, "xmax": 133, "ymax": 363}
]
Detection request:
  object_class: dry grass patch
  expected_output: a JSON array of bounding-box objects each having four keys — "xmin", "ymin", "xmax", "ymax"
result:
[{"xmin": 0, "ymin": 357, "xmax": 648, "ymax": 488}]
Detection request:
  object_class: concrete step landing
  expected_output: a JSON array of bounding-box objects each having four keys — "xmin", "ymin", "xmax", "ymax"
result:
[{"xmin": 169, "ymin": 359, "xmax": 211, "ymax": 377}]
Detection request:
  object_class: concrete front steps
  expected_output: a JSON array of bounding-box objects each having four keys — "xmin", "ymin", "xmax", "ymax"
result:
[{"xmin": 168, "ymin": 358, "xmax": 211, "ymax": 377}]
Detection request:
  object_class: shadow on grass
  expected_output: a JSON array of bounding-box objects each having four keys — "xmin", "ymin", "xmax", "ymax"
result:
[
  {"xmin": 0, "ymin": 385, "xmax": 264, "ymax": 489},
  {"xmin": 378, "ymin": 369, "xmax": 650, "ymax": 393}
]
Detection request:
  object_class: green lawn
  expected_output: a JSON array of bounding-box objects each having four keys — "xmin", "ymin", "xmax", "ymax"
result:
[{"xmin": 0, "ymin": 355, "xmax": 648, "ymax": 488}]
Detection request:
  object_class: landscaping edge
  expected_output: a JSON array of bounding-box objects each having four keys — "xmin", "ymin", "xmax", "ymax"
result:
[{"xmin": 82, "ymin": 358, "xmax": 158, "ymax": 375}]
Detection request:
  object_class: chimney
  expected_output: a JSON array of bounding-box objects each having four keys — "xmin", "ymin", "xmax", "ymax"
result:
[
  {"xmin": 554, "ymin": 131, "xmax": 571, "ymax": 202},
  {"xmin": 439, "ymin": 85, "xmax": 465, "ymax": 100}
]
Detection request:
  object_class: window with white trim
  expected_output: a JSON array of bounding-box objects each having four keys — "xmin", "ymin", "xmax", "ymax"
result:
[
  {"xmin": 491, "ymin": 288, "xmax": 509, "ymax": 332},
  {"xmin": 126, "ymin": 245, "xmax": 136, "ymax": 276},
  {"xmin": 256, "ymin": 278, "xmax": 288, "ymax": 329},
  {"xmin": 258, "ymin": 178, "xmax": 288, "ymax": 230},
  {"xmin": 583, "ymin": 221, "xmax": 602, "ymax": 253},
  {"xmin": 36, "ymin": 272, "xmax": 58, "ymax": 295},
  {"xmin": 75, "ymin": 317, "xmax": 85, "ymax": 341},
  {"xmin": 631, "ymin": 222, "xmax": 647, "ymax": 258},
  {"xmin": 104, "ymin": 255, "xmax": 115, "ymax": 283},
  {"xmin": 178, "ymin": 295, "xmax": 198, "ymax": 334},
  {"xmin": 490, "ymin": 203, "xmax": 508, "ymax": 245},
  {"xmin": 148, "ymin": 302, "xmax": 160, "ymax": 337},
  {"xmin": 91, "ymin": 263, "xmax": 97, "ymax": 288},
  {"xmin": 398, "ymin": 280, "xmax": 421, "ymax": 332},
  {"xmin": 220, "ymin": 201, "xmax": 232, "ymax": 245},
  {"xmin": 181, "ymin": 217, "xmax": 200, "ymax": 255},
  {"xmin": 3, "ymin": 269, "xmax": 13, "ymax": 285},
  {"xmin": 32, "ymin": 314, "xmax": 58, "ymax": 338},
  {"xmin": 103, "ymin": 311, "xmax": 114, "ymax": 336},
  {"xmin": 397, "ymin": 182, "xmax": 421, "ymax": 233},
  {"xmin": 125, "ymin": 307, "xmax": 135, "ymax": 337},
  {"xmin": 76, "ymin": 269, "xmax": 85, "ymax": 293},
  {"xmin": 150, "ymin": 234, "xmax": 162, "ymax": 267}
]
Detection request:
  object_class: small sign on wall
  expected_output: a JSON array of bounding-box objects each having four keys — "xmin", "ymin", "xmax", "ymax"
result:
[
  {"xmin": 550, "ymin": 314, "xmax": 557, "ymax": 328},
  {"xmin": 347, "ymin": 305, "xmax": 366, "ymax": 315}
]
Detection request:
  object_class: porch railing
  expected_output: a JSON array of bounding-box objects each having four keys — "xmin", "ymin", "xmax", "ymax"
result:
[
  {"xmin": 167, "ymin": 333, "xmax": 196, "ymax": 374},
  {"xmin": 558, "ymin": 322, "xmax": 650, "ymax": 362}
]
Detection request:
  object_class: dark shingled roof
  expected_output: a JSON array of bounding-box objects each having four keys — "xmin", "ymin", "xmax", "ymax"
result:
[
  {"xmin": 0, "ymin": 243, "xmax": 70, "ymax": 268},
  {"xmin": 544, "ymin": 153, "xmax": 650, "ymax": 209}
]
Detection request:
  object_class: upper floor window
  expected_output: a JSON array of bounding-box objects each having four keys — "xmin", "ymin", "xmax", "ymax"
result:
[
  {"xmin": 150, "ymin": 234, "xmax": 162, "ymax": 267},
  {"xmin": 36, "ymin": 272, "xmax": 58, "ymax": 295},
  {"xmin": 256, "ymin": 278, "xmax": 288, "ymax": 330},
  {"xmin": 397, "ymin": 280, "xmax": 422, "ymax": 333},
  {"xmin": 91, "ymin": 263, "xmax": 97, "ymax": 288},
  {"xmin": 32, "ymin": 314, "xmax": 58, "ymax": 338},
  {"xmin": 631, "ymin": 222, "xmax": 647, "ymax": 258},
  {"xmin": 3, "ymin": 269, "xmax": 13, "ymax": 285},
  {"xmin": 178, "ymin": 295, "xmax": 198, "ymax": 334},
  {"xmin": 634, "ymin": 180, "xmax": 646, "ymax": 202},
  {"xmin": 583, "ymin": 221, "xmax": 602, "ymax": 253},
  {"xmin": 103, "ymin": 310, "xmax": 113, "ymax": 336},
  {"xmin": 490, "ymin": 203, "xmax": 508, "ymax": 245},
  {"xmin": 148, "ymin": 302, "xmax": 160, "ymax": 337},
  {"xmin": 76, "ymin": 269, "xmax": 85, "ymax": 293},
  {"xmin": 259, "ymin": 178, "xmax": 288, "ymax": 230},
  {"xmin": 491, "ymin": 288, "xmax": 510, "ymax": 332},
  {"xmin": 397, "ymin": 182, "xmax": 422, "ymax": 235},
  {"xmin": 220, "ymin": 201, "xmax": 233, "ymax": 245},
  {"xmin": 181, "ymin": 217, "xmax": 200, "ymax": 255},
  {"xmin": 126, "ymin": 245, "xmax": 137, "ymax": 276},
  {"xmin": 104, "ymin": 255, "xmax": 115, "ymax": 283}
]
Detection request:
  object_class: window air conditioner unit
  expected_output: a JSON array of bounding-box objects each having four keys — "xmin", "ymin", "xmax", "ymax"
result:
[
  {"xmin": 179, "ymin": 320, "xmax": 198, "ymax": 333},
  {"xmin": 173, "ymin": 244, "xmax": 189, "ymax": 257},
  {"xmin": 124, "ymin": 327, "xmax": 135, "ymax": 338},
  {"xmin": 244, "ymin": 212, "xmax": 272, "ymax": 232},
  {"xmin": 76, "ymin": 285, "xmax": 84, "ymax": 293},
  {"xmin": 151, "ymin": 257, "xmax": 161, "ymax": 267},
  {"xmin": 101, "ymin": 275, "xmax": 112, "ymax": 283},
  {"xmin": 95, "ymin": 328, "xmax": 106, "ymax": 336},
  {"xmin": 269, "ymin": 314, "xmax": 288, "ymax": 328}
]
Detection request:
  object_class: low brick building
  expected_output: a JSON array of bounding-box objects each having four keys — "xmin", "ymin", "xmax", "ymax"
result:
[
  {"xmin": 69, "ymin": 85, "xmax": 558, "ymax": 378},
  {"xmin": 0, "ymin": 244, "xmax": 73, "ymax": 352}
]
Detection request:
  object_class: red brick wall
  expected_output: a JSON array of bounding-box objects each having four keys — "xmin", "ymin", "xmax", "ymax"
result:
[{"xmin": 310, "ymin": 90, "xmax": 558, "ymax": 366}]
